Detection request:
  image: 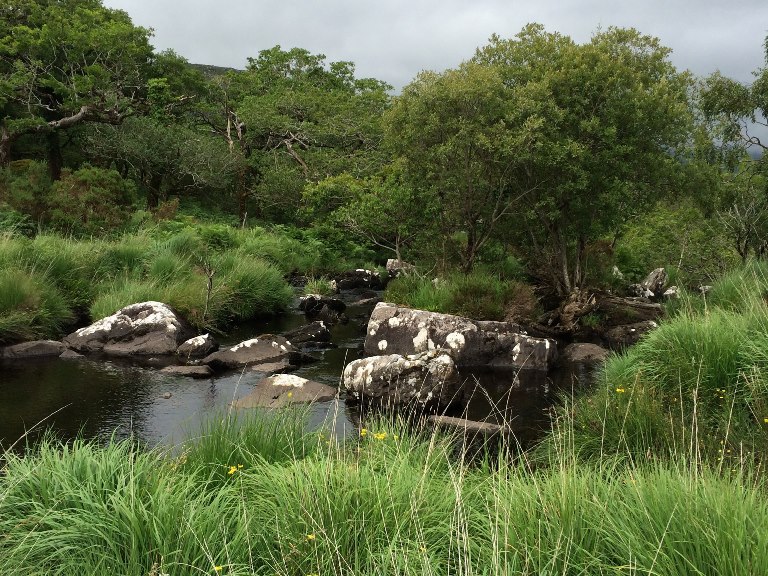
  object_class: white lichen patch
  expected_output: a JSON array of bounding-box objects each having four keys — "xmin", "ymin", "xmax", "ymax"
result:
[
  {"xmin": 230, "ymin": 338, "xmax": 259, "ymax": 352},
  {"xmin": 185, "ymin": 334, "xmax": 209, "ymax": 346},
  {"xmin": 427, "ymin": 339, "xmax": 435, "ymax": 351},
  {"xmin": 271, "ymin": 374, "xmax": 308, "ymax": 388},
  {"xmin": 512, "ymin": 343, "xmax": 521, "ymax": 362},
  {"xmin": 280, "ymin": 345, "xmax": 287, "ymax": 351},
  {"xmin": 446, "ymin": 332, "xmax": 465, "ymax": 351},
  {"xmin": 387, "ymin": 317, "xmax": 403, "ymax": 328},
  {"xmin": 378, "ymin": 340, "xmax": 388, "ymax": 351},
  {"xmin": 412, "ymin": 328, "xmax": 429, "ymax": 351}
]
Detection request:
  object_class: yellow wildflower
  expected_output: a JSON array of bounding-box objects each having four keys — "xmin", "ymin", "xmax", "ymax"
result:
[
  {"xmin": 228, "ymin": 466, "xmax": 237, "ymax": 475},
  {"xmin": 360, "ymin": 428, "xmax": 368, "ymax": 436},
  {"xmin": 374, "ymin": 432, "xmax": 387, "ymax": 440},
  {"xmin": 764, "ymin": 418, "xmax": 768, "ymax": 424},
  {"xmin": 306, "ymin": 533, "xmax": 316, "ymax": 541},
  {"xmin": 616, "ymin": 388, "xmax": 626, "ymax": 394},
  {"xmin": 214, "ymin": 567, "xmax": 223, "ymax": 573},
  {"xmin": 287, "ymin": 391, "xmax": 293, "ymax": 398}
]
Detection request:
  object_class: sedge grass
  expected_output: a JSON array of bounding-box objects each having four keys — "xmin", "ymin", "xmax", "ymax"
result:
[{"xmin": 2, "ymin": 413, "xmax": 768, "ymax": 575}]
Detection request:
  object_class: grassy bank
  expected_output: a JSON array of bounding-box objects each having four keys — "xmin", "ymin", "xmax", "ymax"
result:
[
  {"xmin": 540, "ymin": 261, "xmax": 768, "ymax": 466},
  {"xmin": 2, "ymin": 411, "xmax": 767, "ymax": 575},
  {"xmin": 0, "ymin": 222, "xmax": 375, "ymax": 343}
]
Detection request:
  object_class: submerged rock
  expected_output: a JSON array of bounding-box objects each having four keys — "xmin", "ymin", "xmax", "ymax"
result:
[
  {"xmin": 232, "ymin": 374, "xmax": 337, "ymax": 408},
  {"xmin": 604, "ymin": 321, "xmax": 658, "ymax": 349},
  {"xmin": 160, "ymin": 365, "xmax": 214, "ymax": 378},
  {"xmin": 343, "ymin": 349, "xmax": 461, "ymax": 408},
  {"xmin": 1, "ymin": 340, "xmax": 65, "ymax": 360},
  {"xmin": 364, "ymin": 303, "xmax": 557, "ymax": 371},
  {"xmin": 63, "ymin": 302, "xmax": 192, "ymax": 356},
  {"xmin": 283, "ymin": 321, "xmax": 332, "ymax": 347}
]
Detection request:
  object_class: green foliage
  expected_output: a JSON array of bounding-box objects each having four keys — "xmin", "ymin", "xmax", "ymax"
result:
[
  {"xmin": 304, "ymin": 276, "xmax": 337, "ymax": 296},
  {"xmin": 46, "ymin": 166, "xmax": 137, "ymax": 236},
  {"xmin": 0, "ymin": 160, "xmax": 51, "ymax": 219},
  {"xmin": 616, "ymin": 198, "xmax": 739, "ymax": 286}
]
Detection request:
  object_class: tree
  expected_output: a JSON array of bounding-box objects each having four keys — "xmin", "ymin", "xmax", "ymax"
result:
[
  {"xmin": 387, "ymin": 26, "xmax": 691, "ymax": 284},
  {"xmin": 385, "ymin": 62, "xmax": 536, "ymax": 273},
  {"xmin": 198, "ymin": 46, "xmax": 391, "ymax": 222},
  {"xmin": 0, "ymin": 0, "xmax": 154, "ymax": 177}
]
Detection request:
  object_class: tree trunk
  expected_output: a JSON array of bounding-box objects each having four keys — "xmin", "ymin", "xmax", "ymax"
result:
[
  {"xmin": 47, "ymin": 130, "xmax": 63, "ymax": 181},
  {"xmin": 0, "ymin": 123, "xmax": 11, "ymax": 167},
  {"xmin": 146, "ymin": 172, "xmax": 162, "ymax": 210}
]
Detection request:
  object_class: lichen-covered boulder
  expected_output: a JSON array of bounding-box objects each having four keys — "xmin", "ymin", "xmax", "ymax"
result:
[
  {"xmin": 202, "ymin": 335, "xmax": 302, "ymax": 370},
  {"xmin": 63, "ymin": 302, "xmax": 192, "ymax": 356},
  {"xmin": 232, "ymin": 374, "xmax": 337, "ymax": 409},
  {"xmin": 283, "ymin": 321, "xmax": 332, "ymax": 347},
  {"xmin": 335, "ymin": 269, "xmax": 385, "ymax": 290},
  {"xmin": 177, "ymin": 333, "xmax": 218, "ymax": 359},
  {"xmin": 364, "ymin": 303, "xmax": 556, "ymax": 371},
  {"xmin": 343, "ymin": 349, "xmax": 461, "ymax": 407}
]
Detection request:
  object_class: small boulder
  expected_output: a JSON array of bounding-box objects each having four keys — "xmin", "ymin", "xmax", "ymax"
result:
[
  {"xmin": 283, "ymin": 321, "xmax": 332, "ymax": 346},
  {"xmin": 335, "ymin": 269, "xmax": 385, "ymax": 290},
  {"xmin": 605, "ymin": 321, "xmax": 658, "ymax": 349},
  {"xmin": 343, "ymin": 349, "xmax": 461, "ymax": 408},
  {"xmin": 203, "ymin": 335, "xmax": 302, "ymax": 370},
  {"xmin": 177, "ymin": 333, "xmax": 218, "ymax": 359},
  {"xmin": 232, "ymin": 374, "xmax": 337, "ymax": 409},
  {"xmin": 560, "ymin": 343, "xmax": 610, "ymax": 366},
  {"xmin": 386, "ymin": 259, "xmax": 416, "ymax": 278},
  {"xmin": 641, "ymin": 268, "xmax": 669, "ymax": 297},
  {"xmin": 160, "ymin": 365, "xmax": 214, "ymax": 378},
  {"xmin": 63, "ymin": 302, "xmax": 192, "ymax": 356},
  {"xmin": 2, "ymin": 340, "xmax": 65, "ymax": 360}
]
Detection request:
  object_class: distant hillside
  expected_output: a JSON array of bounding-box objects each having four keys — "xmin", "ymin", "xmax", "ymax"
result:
[{"xmin": 189, "ymin": 63, "xmax": 240, "ymax": 79}]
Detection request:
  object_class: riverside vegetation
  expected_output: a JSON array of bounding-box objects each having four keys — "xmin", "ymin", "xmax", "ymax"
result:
[{"xmin": 4, "ymin": 1, "xmax": 768, "ymax": 573}]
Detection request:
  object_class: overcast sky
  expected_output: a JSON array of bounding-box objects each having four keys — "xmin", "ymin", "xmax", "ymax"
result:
[{"xmin": 102, "ymin": 0, "xmax": 767, "ymax": 89}]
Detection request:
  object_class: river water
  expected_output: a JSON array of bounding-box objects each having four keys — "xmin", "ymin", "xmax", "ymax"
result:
[{"xmin": 0, "ymin": 298, "xmax": 576, "ymax": 452}]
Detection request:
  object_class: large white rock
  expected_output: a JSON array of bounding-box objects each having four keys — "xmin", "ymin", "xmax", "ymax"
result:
[
  {"xmin": 63, "ymin": 302, "xmax": 191, "ymax": 356},
  {"xmin": 343, "ymin": 349, "xmax": 461, "ymax": 408},
  {"xmin": 364, "ymin": 303, "xmax": 556, "ymax": 371}
]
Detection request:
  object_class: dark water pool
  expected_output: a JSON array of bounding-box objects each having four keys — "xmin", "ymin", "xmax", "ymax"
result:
[{"xmin": 0, "ymin": 299, "xmax": 586, "ymax": 452}]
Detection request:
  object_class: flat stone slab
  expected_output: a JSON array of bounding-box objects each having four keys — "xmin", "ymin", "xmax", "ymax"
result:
[
  {"xmin": 232, "ymin": 374, "xmax": 337, "ymax": 409},
  {"xmin": 177, "ymin": 334, "xmax": 218, "ymax": 359},
  {"xmin": 203, "ymin": 335, "xmax": 301, "ymax": 370},
  {"xmin": 1, "ymin": 340, "xmax": 65, "ymax": 360},
  {"xmin": 428, "ymin": 415, "xmax": 505, "ymax": 436},
  {"xmin": 160, "ymin": 365, "xmax": 214, "ymax": 378},
  {"xmin": 250, "ymin": 359, "xmax": 297, "ymax": 375}
]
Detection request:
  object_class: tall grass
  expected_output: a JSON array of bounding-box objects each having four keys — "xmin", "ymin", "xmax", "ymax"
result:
[
  {"xmin": 384, "ymin": 271, "xmax": 538, "ymax": 321},
  {"xmin": 2, "ymin": 414, "xmax": 768, "ymax": 575},
  {"xmin": 541, "ymin": 261, "xmax": 768, "ymax": 464},
  {"xmin": 0, "ymin": 222, "xmax": 360, "ymax": 342}
]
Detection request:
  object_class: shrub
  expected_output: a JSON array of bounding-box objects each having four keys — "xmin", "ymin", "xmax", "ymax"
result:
[{"xmin": 46, "ymin": 166, "xmax": 137, "ymax": 236}]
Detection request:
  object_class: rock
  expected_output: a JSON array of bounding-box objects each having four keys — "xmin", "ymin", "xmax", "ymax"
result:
[
  {"xmin": 628, "ymin": 283, "xmax": 654, "ymax": 298},
  {"xmin": 283, "ymin": 321, "xmax": 331, "ymax": 346},
  {"xmin": 343, "ymin": 349, "xmax": 462, "ymax": 407},
  {"xmin": 386, "ymin": 259, "xmax": 416, "ymax": 278},
  {"xmin": 177, "ymin": 333, "xmax": 218, "ymax": 359},
  {"xmin": 335, "ymin": 269, "xmax": 385, "ymax": 290},
  {"xmin": 364, "ymin": 303, "xmax": 557, "ymax": 371},
  {"xmin": 561, "ymin": 343, "xmax": 610, "ymax": 366},
  {"xmin": 59, "ymin": 349, "xmax": 84, "ymax": 360},
  {"xmin": 161, "ymin": 392, "xmax": 172, "ymax": 399},
  {"xmin": 428, "ymin": 415, "xmax": 505, "ymax": 437},
  {"xmin": 63, "ymin": 301, "xmax": 192, "ymax": 356},
  {"xmin": 298, "ymin": 294, "xmax": 347, "ymax": 324},
  {"xmin": 232, "ymin": 374, "xmax": 337, "ymax": 409},
  {"xmin": 2, "ymin": 340, "xmax": 65, "ymax": 360},
  {"xmin": 250, "ymin": 359, "xmax": 297, "ymax": 375},
  {"xmin": 160, "ymin": 365, "xmax": 214, "ymax": 378},
  {"xmin": 605, "ymin": 321, "xmax": 658, "ymax": 349},
  {"xmin": 699, "ymin": 285, "xmax": 713, "ymax": 295},
  {"xmin": 202, "ymin": 335, "xmax": 302, "ymax": 370},
  {"xmin": 641, "ymin": 268, "xmax": 668, "ymax": 297},
  {"xmin": 663, "ymin": 286, "xmax": 680, "ymax": 299}
]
